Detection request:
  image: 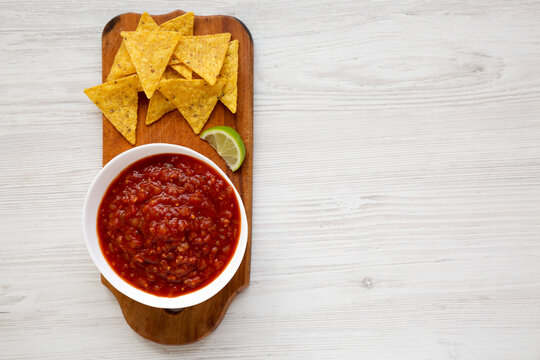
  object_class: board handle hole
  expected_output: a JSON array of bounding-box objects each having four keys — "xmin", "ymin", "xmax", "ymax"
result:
[{"xmin": 164, "ymin": 308, "xmax": 184, "ymax": 315}]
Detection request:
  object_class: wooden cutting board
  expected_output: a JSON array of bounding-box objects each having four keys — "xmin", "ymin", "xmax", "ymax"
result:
[{"xmin": 99, "ymin": 10, "xmax": 253, "ymax": 345}]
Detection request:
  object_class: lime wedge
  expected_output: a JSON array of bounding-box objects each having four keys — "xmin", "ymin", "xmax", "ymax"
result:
[{"xmin": 200, "ymin": 126, "xmax": 246, "ymax": 171}]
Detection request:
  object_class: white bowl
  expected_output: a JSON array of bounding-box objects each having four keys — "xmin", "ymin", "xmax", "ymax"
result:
[{"xmin": 83, "ymin": 143, "xmax": 248, "ymax": 309}]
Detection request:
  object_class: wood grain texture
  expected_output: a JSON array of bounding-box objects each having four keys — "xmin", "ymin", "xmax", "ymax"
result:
[
  {"xmin": 2, "ymin": 0, "xmax": 540, "ymax": 359},
  {"xmin": 100, "ymin": 10, "xmax": 253, "ymax": 345}
]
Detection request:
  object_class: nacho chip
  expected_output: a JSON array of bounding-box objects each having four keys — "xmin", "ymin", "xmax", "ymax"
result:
[
  {"xmin": 121, "ymin": 30, "xmax": 180, "ymax": 98},
  {"xmin": 162, "ymin": 66, "xmax": 184, "ymax": 80},
  {"xmin": 169, "ymin": 57, "xmax": 192, "ymax": 79},
  {"xmin": 84, "ymin": 74, "xmax": 139, "ymax": 145},
  {"xmin": 158, "ymin": 79, "xmax": 226, "ymax": 134},
  {"xmin": 171, "ymin": 63, "xmax": 193, "ymax": 79},
  {"xmin": 161, "ymin": 11, "xmax": 195, "ymax": 79},
  {"xmin": 159, "ymin": 12, "xmax": 194, "ymax": 35},
  {"xmin": 106, "ymin": 44, "xmax": 135, "ymax": 82},
  {"xmin": 146, "ymin": 66, "xmax": 184, "ymax": 125},
  {"xmin": 106, "ymin": 13, "xmax": 159, "ymax": 81},
  {"xmin": 138, "ymin": 12, "xmax": 159, "ymax": 31},
  {"xmin": 218, "ymin": 40, "xmax": 238, "ymax": 113},
  {"xmin": 146, "ymin": 91, "xmax": 176, "ymax": 125},
  {"xmin": 173, "ymin": 33, "xmax": 231, "ymax": 85}
]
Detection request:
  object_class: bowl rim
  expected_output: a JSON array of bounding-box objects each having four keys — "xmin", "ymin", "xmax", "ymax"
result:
[{"xmin": 82, "ymin": 143, "xmax": 248, "ymax": 309}]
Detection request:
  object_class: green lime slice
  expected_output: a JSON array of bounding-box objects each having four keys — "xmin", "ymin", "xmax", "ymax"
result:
[{"xmin": 200, "ymin": 126, "xmax": 246, "ymax": 171}]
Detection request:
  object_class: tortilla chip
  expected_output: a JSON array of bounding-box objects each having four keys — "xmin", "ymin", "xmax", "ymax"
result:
[
  {"xmin": 121, "ymin": 30, "xmax": 180, "ymax": 98},
  {"xmin": 173, "ymin": 33, "xmax": 231, "ymax": 85},
  {"xmin": 106, "ymin": 13, "xmax": 159, "ymax": 81},
  {"xmin": 218, "ymin": 40, "xmax": 238, "ymax": 113},
  {"xmin": 146, "ymin": 91, "xmax": 176, "ymax": 125},
  {"xmin": 158, "ymin": 79, "xmax": 226, "ymax": 134},
  {"xmin": 146, "ymin": 67, "xmax": 184, "ymax": 125},
  {"xmin": 169, "ymin": 57, "xmax": 192, "ymax": 79},
  {"xmin": 162, "ymin": 66, "xmax": 184, "ymax": 80},
  {"xmin": 171, "ymin": 63, "xmax": 193, "ymax": 79},
  {"xmin": 84, "ymin": 74, "xmax": 139, "ymax": 145},
  {"xmin": 159, "ymin": 12, "xmax": 194, "ymax": 35},
  {"xmin": 106, "ymin": 44, "xmax": 135, "ymax": 81},
  {"xmin": 138, "ymin": 12, "xmax": 159, "ymax": 31},
  {"xmin": 168, "ymin": 51, "xmax": 192, "ymax": 79}
]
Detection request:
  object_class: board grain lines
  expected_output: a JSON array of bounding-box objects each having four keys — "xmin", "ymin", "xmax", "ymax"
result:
[{"xmin": 2, "ymin": 0, "xmax": 540, "ymax": 359}]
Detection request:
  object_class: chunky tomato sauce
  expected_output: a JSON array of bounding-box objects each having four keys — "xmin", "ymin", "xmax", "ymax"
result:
[{"xmin": 97, "ymin": 153, "xmax": 240, "ymax": 297}]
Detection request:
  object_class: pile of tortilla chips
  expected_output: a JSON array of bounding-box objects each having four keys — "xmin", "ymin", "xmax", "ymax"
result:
[{"xmin": 84, "ymin": 12, "xmax": 238, "ymax": 145}]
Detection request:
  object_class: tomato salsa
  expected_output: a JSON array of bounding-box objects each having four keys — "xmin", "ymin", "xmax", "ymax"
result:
[{"xmin": 97, "ymin": 153, "xmax": 241, "ymax": 297}]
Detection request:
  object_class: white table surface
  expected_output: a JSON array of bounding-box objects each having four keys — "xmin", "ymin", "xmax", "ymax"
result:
[{"xmin": 2, "ymin": 1, "xmax": 540, "ymax": 359}]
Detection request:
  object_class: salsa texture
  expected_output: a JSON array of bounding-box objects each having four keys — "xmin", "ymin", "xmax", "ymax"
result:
[{"xmin": 97, "ymin": 153, "xmax": 240, "ymax": 297}]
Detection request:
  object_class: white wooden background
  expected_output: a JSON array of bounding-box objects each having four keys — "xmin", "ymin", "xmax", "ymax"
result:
[{"xmin": 2, "ymin": 0, "xmax": 540, "ymax": 358}]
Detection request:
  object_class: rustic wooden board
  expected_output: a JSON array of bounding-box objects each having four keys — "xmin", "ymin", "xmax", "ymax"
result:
[{"xmin": 99, "ymin": 10, "xmax": 253, "ymax": 345}]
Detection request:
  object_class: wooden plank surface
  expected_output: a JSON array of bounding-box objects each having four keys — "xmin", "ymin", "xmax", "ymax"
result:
[
  {"xmin": 2, "ymin": 0, "xmax": 540, "ymax": 358},
  {"xmin": 100, "ymin": 10, "xmax": 253, "ymax": 344}
]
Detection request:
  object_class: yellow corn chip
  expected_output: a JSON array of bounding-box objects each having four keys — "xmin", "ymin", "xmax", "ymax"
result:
[
  {"xmin": 173, "ymin": 33, "xmax": 231, "ymax": 85},
  {"xmin": 121, "ymin": 30, "xmax": 180, "ymax": 98},
  {"xmin": 146, "ymin": 91, "xmax": 176, "ymax": 125},
  {"xmin": 171, "ymin": 63, "xmax": 193, "ymax": 79},
  {"xmin": 158, "ymin": 79, "xmax": 226, "ymax": 134},
  {"xmin": 162, "ymin": 66, "xmax": 183, "ymax": 80},
  {"xmin": 169, "ymin": 57, "xmax": 192, "ymax": 79},
  {"xmin": 146, "ymin": 66, "xmax": 184, "ymax": 125},
  {"xmin": 106, "ymin": 43, "xmax": 134, "ymax": 82},
  {"xmin": 164, "ymin": 26, "xmax": 193, "ymax": 79},
  {"xmin": 84, "ymin": 74, "xmax": 139, "ymax": 145},
  {"xmin": 106, "ymin": 13, "xmax": 159, "ymax": 81},
  {"xmin": 219, "ymin": 40, "xmax": 238, "ymax": 113},
  {"xmin": 138, "ymin": 12, "xmax": 159, "ymax": 31},
  {"xmin": 159, "ymin": 12, "xmax": 194, "ymax": 35},
  {"xmin": 160, "ymin": 12, "xmax": 194, "ymax": 77}
]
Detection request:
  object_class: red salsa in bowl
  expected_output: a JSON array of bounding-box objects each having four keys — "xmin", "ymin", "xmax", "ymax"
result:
[{"xmin": 97, "ymin": 153, "xmax": 241, "ymax": 297}]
